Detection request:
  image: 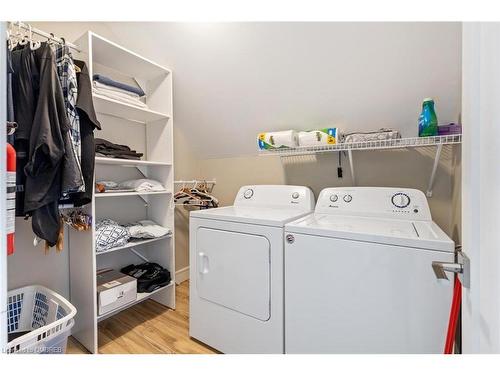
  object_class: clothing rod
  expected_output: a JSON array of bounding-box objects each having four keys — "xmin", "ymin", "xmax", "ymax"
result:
[{"xmin": 8, "ymin": 21, "xmax": 82, "ymax": 53}]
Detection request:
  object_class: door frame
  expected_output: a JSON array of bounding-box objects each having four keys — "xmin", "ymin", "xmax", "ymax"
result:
[
  {"xmin": 1, "ymin": 21, "xmax": 8, "ymax": 349},
  {"xmin": 461, "ymin": 22, "xmax": 500, "ymax": 353}
]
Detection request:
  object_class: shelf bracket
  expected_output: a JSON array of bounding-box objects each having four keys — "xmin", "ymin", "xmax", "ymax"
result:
[
  {"xmin": 347, "ymin": 149, "xmax": 356, "ymax": 185},
  {"xmin": 136, "ymin": 166, "xmax": 148, "ymax": 178},
  {"xmin": 135, "ymin": 166, "xmax": 150, "ymax": 205},
  {"xmin": 426, "ymin": 143, "xmax": 443, "ymax": 198},
  {"xmin": 129, "ymin": 247, "xmax": 150, "ymax": 263}
]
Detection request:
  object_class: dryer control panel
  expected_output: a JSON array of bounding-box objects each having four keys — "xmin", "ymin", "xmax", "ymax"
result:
[
  {"xmin": 234, "ymin": 185, "xmax": 315, "ymax": 211},
  {"xmin": 315, "ymin": 187, "xmax": 432, "ymax": 221}
]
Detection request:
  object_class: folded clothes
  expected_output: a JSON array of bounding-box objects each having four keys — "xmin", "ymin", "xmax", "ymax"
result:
[
  {"xmin": 97, "ymin": 181, "xmax": 119, "ymax": 189},
  {"xmin": 93, "ymin": 74, "xmax": 145, "ymax": 96},
  {"xmin": 118, "ymin": 179, "xmax": 165, "ymax": 192},
  {"xmin": 95, "ymin": 219, "xmax": 131, "ymax": 252},
  {"xmin": 95, "ymin": 179, "xmax": 165, "ymax": 193},
  {"xmin": 343, "ymin": 128, "xmax": 401, "ymax": 143},
  {"xmin": 126, "ymin": 220, "xmax": 171, "ymax": 239},
  {"xmin": 93, "ymin": 86, "xmax": 148, "ymax": 109},
  {"xmin": 95, "ymin": 138, "xmax": 144, "ymax": 160},
  {"xmin": 94, "ymin": 81, "xmax": 141, "ymax": 98},
  {"xmin": 95, "ymin": 180, "xmax": 135, "ymax": 194}
]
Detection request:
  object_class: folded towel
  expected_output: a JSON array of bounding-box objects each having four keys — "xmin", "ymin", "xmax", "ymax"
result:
[
  {"xmin": 93, "ymin": 74, "xmax": 145, "ymax": 96},
  {"xmin": 94, "ymin": 81, "xmax": 141, "ymax": 98},
  {"xmin": 93, "ymin": 86, "xmax": 148, "ymax": 109},
  {"xmin": 118, "ymin": 179, "xmax": 165, "ymax": 192},
  {"xmin": 126, "ymin": 220, "xmax": 171, "ymax": 239}
]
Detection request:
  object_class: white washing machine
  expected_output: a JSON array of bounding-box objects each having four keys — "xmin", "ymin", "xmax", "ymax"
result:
[
  {"xmin": 190, "ymin": 185, "xmax": 315, "ymax": 353},
  {"xmin": 284, "ymin": 187, "xmax": 454, "ymax": 354}
]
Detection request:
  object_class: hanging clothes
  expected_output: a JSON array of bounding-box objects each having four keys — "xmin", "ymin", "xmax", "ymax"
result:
[
  {"xmin": 10, "ymin": 42, "xmax": 72, "ymax": 246},
  {"xmin": 71, "ymin": 60, "xmax": 101, "ymax": 207},
  {"xmin": 53, "ymin": 44, "xmax": 85, "ymax": 194},
  {"xmin": 10, "ymin": 44, "xmax": 36, "ymax": 216}
]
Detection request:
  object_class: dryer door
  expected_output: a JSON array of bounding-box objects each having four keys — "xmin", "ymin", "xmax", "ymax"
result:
[{"xmin": 195, "ymin": 227, "xmax": 271, "ymax": 321}]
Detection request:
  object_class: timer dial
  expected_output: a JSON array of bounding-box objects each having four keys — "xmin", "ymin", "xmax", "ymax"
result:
[{"xmin": 391, "ymin": 193, "xmax": 410, "ymax": 208}]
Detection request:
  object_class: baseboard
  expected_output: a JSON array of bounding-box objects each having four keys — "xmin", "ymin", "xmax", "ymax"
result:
[{"xmin": 175, "ymin": 266, "xmax": 190, "ymax": 285}]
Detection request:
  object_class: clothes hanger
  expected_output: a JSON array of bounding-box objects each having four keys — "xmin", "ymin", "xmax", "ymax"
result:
[
  {"xmin": 28, "ymin": 24, "xmax": 41, "ymax": 50},
  {"xmin": 6, "ymin": 29, "xmax": 12, "ymax": 51},
  {"xmin": 8, "ymin": 22, "xmax": 22, "ymax": 50},
  {"xmin": 46, "ymin": 32, "xmax": 56, "ymax": 48},
  {"xmin": 18, "ymin": 23, "xmax": 29, "ymax": 46}
]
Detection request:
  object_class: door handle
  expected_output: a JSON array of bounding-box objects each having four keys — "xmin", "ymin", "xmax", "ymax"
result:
[
  {"xmin": 198, "ymin": 252, "xmax": 209, "ymax": 274},
  {"xmin": 432, "ymin": 251, "xmax": 470, "ymax": 288}
]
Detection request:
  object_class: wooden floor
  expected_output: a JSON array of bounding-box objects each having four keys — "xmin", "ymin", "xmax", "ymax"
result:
[{"xmin": 67, "ymin": 281, "xmax": 217, "ymax": 354}]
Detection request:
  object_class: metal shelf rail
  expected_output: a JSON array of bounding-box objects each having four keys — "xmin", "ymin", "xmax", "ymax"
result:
[{"xmin": 258, "ymin": 134, "xmax": 462, "ymax": 197}]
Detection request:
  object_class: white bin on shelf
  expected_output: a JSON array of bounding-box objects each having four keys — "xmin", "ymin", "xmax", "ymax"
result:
[{"xmin": 6, "ymin": 285, "xmax": 77, "ymax": 354}]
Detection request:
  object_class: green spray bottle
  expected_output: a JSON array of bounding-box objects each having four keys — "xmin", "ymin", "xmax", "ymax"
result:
[{"xmin": 418, "ymin": 98, "xmax": 438, "ymax": 137}]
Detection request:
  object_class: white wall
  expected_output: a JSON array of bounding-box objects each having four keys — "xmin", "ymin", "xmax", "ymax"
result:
[{"xmin": 104, "ymin": 22, "xmax": 462, "ymax": 158}]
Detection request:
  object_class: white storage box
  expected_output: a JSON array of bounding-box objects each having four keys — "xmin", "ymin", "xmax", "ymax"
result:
[{"xmin": 97, "ymin": 269, "xmax": 137, "ymax": 316}]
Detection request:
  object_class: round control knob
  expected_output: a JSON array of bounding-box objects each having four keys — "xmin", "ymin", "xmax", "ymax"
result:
[
  {"xmin": 343, "ymin": 194, "xmax": 353, "ymax": 203},
  {"xmin": 391, "ymin": 193, "xmax": 410, "ymax": 208},
  {"xmin": 330, "ymin": 194, "xmax": 338, "ymax": 202},
  {"xmin": 243, "ymin": 189, "xmax": 254, "ymax": 199},
  {"xmin": 292, "ymin": 192, "xmax": 300, "ymax": 199}
]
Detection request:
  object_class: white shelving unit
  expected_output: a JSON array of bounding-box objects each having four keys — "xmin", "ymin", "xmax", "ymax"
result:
[
  {"xmin": 69, "ymin": 31, "xmax": 175, "ymax": 354},
  {"xmin": 259, "ymin": 134, "xmax": 462, "ymax": 197}
]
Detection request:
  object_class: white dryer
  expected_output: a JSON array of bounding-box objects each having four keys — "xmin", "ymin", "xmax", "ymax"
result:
[
  {"xmin": 190, "ymin": 185, "xmax": 315, "ymax": 353},
  {"xmin": 284, "ymin": 187, "xmax": 454, "ymax": 353}
]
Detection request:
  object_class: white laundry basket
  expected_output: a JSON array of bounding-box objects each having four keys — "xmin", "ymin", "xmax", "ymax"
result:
[{"xmin": 6, "ymin": 285, "xmax": 77, "ymax": 354}]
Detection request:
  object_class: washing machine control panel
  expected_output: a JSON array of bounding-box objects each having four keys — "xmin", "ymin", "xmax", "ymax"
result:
[
  {"xmin": 234, "ymin": 185, "xmax": 315, "ymax": 210},
  {"xmin": 391, "ymin": 192, "xmax": 410, "ymax": 208},
  {"xmin": 315, "ymin": 187, "xmax": 432, "ymax": 220}
]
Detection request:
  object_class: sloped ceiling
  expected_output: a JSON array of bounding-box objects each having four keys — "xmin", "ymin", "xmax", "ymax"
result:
[{"xmin": 104, "ymin": 23, "xmax": 461, "ymax": 158}]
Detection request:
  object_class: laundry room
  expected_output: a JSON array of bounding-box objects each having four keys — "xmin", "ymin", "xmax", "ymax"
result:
[{"xmin": 1, "ymin": 1, "xmax": 500, "ymax": 374}]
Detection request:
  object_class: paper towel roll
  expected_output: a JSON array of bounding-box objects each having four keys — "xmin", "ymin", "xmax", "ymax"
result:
[
  {"xmin": 298, "ymin": 128, "xmax": 339, "ymax": 147},
  {"xmin": 258, "ymin": 130, "xmax": 298, "ymax": 150}
]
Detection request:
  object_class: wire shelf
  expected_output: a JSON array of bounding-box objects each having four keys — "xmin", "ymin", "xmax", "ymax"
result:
[{"xmin": 258, "ymin": 134, "xmax": 462, "ymax": 157}]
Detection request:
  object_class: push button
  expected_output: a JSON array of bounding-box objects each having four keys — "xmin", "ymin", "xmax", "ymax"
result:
[{"xmin": 343, "ymin": 194, "xmax": 352, "ymax": 203}]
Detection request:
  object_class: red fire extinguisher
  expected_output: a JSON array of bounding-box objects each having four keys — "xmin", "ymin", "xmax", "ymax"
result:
[{"xmin": 7, "ymin": 142, "xmax": 16, "ymax": 255}]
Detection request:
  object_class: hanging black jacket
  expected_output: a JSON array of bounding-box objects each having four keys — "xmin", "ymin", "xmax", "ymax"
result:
[
  {"xmin": 71, "ymin": 60, "xmax": 101, "ymax": 207},
  {"xmin": 17, "ymin": 43, "xmax": 72, "ymax": 245}
]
